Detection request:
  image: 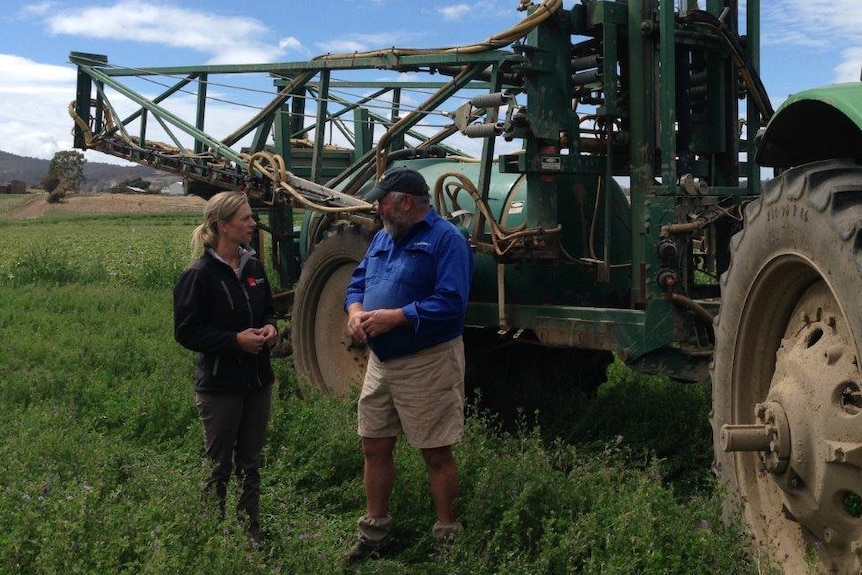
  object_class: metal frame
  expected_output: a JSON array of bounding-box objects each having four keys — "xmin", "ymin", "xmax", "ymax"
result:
[{"xmin": 70, "ymin": 0, "xmax": 765, "ymax": 380}]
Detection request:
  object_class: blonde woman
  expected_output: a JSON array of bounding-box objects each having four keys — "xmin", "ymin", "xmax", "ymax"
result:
[{"xmin": 173, "ymin": 191, "xmax": 278, "ymax": 546}]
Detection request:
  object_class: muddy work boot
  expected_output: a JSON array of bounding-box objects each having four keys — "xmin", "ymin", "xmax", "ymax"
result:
[
  {"xmin": 345, "ymin": 514, "xmax": 393, "ymax": 562},
  {"xmin": 431, "ymin": 520, "xmax": 464, "ymax": 555}
]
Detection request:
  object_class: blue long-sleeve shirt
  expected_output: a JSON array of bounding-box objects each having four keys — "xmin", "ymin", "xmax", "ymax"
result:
[{"xmin": 344, "ymin": 207, "xmax": 474, "ymax": 361}]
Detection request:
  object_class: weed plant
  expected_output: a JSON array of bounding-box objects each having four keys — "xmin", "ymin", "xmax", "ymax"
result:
[{"xmin": 0, "ymin": 213, "xmax": 771, "ymax": 574}]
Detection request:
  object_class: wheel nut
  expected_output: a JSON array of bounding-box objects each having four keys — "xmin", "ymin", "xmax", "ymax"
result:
[{"xmin": 754, "ymin": 403, "xmax": 766, "ymax": 420}]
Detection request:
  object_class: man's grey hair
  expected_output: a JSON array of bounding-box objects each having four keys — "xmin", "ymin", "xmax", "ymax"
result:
[{"xmin": 390, "ymin": 191, "xmax": 430, "ymax": 206}]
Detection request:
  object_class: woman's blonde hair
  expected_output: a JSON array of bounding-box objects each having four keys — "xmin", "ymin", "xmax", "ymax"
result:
[{"xmin": 190, "ymin": 191, "xmax": 250, "ymax": 257}]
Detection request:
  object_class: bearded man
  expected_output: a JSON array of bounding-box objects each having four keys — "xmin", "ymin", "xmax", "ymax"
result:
[{"xmin": 343, "ymin": 165, "xmax": 475, "ymax": 560}]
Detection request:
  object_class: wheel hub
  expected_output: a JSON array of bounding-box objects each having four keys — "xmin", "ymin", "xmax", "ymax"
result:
[
  {"xmin": 720, "ymin": 400, "xmax": 791, "ymax": 474},
  {"xmin": 722, "ymin": 295, "xmax": 862, "ymax": 562}
]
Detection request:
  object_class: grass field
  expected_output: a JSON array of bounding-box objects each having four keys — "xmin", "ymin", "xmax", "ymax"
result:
[{"xmin": 0, "ymin": 196, "xmax": 775, "ymax": 574}]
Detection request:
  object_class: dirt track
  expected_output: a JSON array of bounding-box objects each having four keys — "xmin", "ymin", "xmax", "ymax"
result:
[{"xmin": 6, "ymin": 193, "xmax": 206, "ymax": 220}]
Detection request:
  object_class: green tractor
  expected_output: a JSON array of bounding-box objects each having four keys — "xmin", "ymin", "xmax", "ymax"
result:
[{"xmin": 70, "ymin": 0, "xmax": 862, "ymax": 571}]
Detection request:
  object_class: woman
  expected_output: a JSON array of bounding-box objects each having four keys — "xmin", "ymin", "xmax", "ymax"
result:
[{"xmin": 173, "ymin": 191, "xmax": 278, "ymax": 546}]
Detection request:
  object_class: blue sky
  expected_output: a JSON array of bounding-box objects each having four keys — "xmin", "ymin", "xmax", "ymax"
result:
[{"xmin": 0, "ymin": 0, "xmax": 860, "ymax": 165}]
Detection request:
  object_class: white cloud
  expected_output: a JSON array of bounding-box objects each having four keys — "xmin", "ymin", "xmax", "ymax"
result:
[
  {"xmin": 0, "ymin": 50, "xmax": 263, "ymax": 163},
  {"xmin": 439, "ymin": 4, "xmax": 471, "ymax": 22},
  {"xmin": 17, "ymin": 2, "xmax": 55, "ymax": 18},
  {"xmin": 762, "ymin": 0, "xmax": 862, "ymax": 83},
  {"xmin": 314, "ymin": 31, "xmax": 417, "ymax": 55},
  {"xmin": 836, "ymin": 47, "xmax": 862, "ymax": 83},
  {"xmin": 43, "ymin": 1, "xmax": 288, "ymax": 65},
  {"xmin": 0, "ymin": 54, "xmax": 76, "ymax": 85},
  {"xmin": 0, "ymin": 54, "xmax": 81, "ymax": 160},
  {"xmin": 761, "ymin": 30, "xmax": 830, "ymax": 50},
  {"xmin": 763, "ymin": 2, "xmax": 861, "ymax": 45},
  {"xmin": 279, "ymin": 36, "xmax": 309, "ymax": 58},
  {"xmin": 314, "ymin": 39, "xmax": 369, "ymax": 55}
]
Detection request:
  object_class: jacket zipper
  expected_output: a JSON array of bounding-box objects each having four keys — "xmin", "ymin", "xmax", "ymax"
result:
[
  {"xmin": 239, "ymin": 273, "xmax": 264, "ymax": 389},
  {"xmin": 219, "ymin": 280, "xmax": 235, "ymax": 310}
]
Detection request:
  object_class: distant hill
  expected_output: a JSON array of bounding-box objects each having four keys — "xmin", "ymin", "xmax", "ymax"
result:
[{"xmin": 0, "ymin": 150, "xmax": 180, "ymax": 193}]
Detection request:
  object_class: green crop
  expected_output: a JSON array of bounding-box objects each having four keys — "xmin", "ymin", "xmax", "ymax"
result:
[{"xmin": 0, "ymin": 211, "xmax": 773, "ymax": 574}]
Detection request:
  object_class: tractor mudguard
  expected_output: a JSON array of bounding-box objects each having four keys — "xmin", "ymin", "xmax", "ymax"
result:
[{"xmin": 757, "ymin": 82, "xmax": 862, "ymax": 168}]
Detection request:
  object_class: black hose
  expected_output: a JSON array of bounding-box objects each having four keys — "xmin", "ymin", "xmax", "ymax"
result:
[{"xmin": 683, "ymin": 10, "xmax": 774, "ymax": 123}]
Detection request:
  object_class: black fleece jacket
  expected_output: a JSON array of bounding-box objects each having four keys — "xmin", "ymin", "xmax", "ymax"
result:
[{"xmin": 173, "ymin": 249, "xmax": 276, "ymax": 393}]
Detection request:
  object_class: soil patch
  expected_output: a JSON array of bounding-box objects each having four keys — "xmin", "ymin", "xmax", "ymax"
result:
[{"xmin": 6, "ymin": 193, "xmax": 206, "ymax": 220}]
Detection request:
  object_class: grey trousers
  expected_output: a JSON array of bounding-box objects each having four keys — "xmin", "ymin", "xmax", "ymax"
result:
[{"xmin": 195, "ymin": 385, "xmax": 272, "ymax": 537}]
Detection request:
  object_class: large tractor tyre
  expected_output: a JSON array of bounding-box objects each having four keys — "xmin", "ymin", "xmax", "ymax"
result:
[
  {"xmin": 712, "ymin": 159, "xmax": 862, "ymax": 574},
  {"xmin": 292, "ymin": 224, "xmax": 372, "ymax": 394}
]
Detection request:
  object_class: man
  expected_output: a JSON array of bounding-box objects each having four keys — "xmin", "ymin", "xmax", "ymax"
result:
[{"xmin": 344, "ymin": 165, "xmax": 474, "ymax": 560}]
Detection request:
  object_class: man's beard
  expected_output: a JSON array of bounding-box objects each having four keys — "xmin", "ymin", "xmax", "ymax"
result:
[{"xmin": 383, "ymin": 212, "xmax": 412, "ymax": 239}]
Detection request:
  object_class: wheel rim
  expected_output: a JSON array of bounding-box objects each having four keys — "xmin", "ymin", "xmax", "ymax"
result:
[
  {"xmin": 729, "ymin": 255, "xmax": 862, "ymax": 573},
  {"xmin": 292, "ymin": 226, "xmax": 372, "ymax": 394},
  {"xmin": 311, "ymin": 262, "xmax": 367, "ymax": 394}
]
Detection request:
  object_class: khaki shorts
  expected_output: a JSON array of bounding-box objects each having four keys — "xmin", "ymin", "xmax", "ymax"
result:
[{"xmin": 357, "ymin": 337, "xmax": 465, "ymax": 449}]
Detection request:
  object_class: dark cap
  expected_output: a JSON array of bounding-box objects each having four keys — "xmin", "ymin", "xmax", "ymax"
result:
[{"xmin": 365, "ymin": 166, "xmax": 429, "ymax": 203}]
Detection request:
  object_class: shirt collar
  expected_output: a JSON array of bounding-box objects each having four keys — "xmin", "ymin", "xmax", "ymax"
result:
[{"xmin": 207, "ymin": 245, "xmax": 256, "ymax": 271}]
